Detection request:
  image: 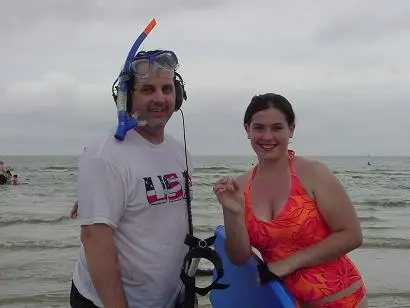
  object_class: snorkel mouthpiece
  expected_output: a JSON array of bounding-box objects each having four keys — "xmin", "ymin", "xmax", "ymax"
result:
[{"xmin": 114, "ymin": 18, "xmax": 157, "ymax": 141}]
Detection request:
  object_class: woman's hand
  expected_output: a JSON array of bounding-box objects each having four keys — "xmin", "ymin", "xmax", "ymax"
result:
[
  {"xmin": 213, "ymin": 177, "xmax": 244, "ymax": 215},
  {"xmin": 267, "ymin": 257, "xmax": 297, "ymax": 278}
]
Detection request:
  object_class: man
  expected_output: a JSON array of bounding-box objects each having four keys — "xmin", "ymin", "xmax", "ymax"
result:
[{"xmin": 70, "ymin": 49, "xmax": 193, "ymax": 308}]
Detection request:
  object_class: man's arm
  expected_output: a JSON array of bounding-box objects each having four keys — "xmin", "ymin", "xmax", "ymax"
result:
[
  {"xmin": 77, "ymin": 156, "xmax": 128, "ymax": 308},
  {"xmin": 81, "ymin": 224, "xmax": 127, "ymax": 308}
]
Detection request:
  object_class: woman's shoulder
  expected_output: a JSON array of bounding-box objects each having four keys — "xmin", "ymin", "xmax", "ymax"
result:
[
  {"xmin": 294, "ymin": 155, "xmax": 335, "ymax": 183},
  {"xmin": 234, "ymin": 169, "xmax": 254, "ymax": 192}
]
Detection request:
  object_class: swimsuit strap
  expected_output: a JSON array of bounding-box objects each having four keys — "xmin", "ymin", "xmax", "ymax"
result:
[
  {"xmin": 244, "ymin": 165, "xmax": 258, "ymax": 196},
  {"xmin": 244, "ymin": 150, "xmax": 298, "ymax": 216},
  {"xmin": 245, "ymin": 149, "xmax": 296, "ymax": 195},
  {"xmin": 287, "ymin": 149, "xmax": 297, "ymax": 175}
]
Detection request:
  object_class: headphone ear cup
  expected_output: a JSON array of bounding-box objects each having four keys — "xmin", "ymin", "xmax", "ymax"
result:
[
  {"xmin": 174, "ymin": 72, "xmax": 187, "ymax": 111},
  {"xmin": 174, "ymin": 79, "xmax": 183, "ymax": 111}
]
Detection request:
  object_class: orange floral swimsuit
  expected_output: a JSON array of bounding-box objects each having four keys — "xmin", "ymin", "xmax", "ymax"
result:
[{"xmin": 244, "ymin": 150, "xmax": 366, "ymax": 307}]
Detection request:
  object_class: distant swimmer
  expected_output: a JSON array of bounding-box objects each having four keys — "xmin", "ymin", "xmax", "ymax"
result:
[
  {"xmin": 0, "ymin": 173, "xmax": 6, "ymax": 185},
  {"xmin": 0, "ymin": 163, "xmax": 19, "ymax": 186},
  {"xmin": 12, "ymin": 174, "xmax": 18, "ymax": 186},
  {"xmin": 0, "ymin": 160, "xmax": 7, "ymax": 185}
]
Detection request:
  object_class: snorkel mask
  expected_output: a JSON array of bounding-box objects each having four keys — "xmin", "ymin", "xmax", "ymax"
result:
[
  {"xmin": 130, "ymin": 50, "xmax": 179, "ymax": 79},
  {"xmin": 113, "ymin": 18, "xmax": 157, "ymax": 141}
]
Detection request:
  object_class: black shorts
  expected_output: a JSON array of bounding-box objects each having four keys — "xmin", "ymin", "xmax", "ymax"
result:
[
  {"xmin": 69, "ymin": 281, "xmax": 197, "ymax": 308},
  {"xmin": 70, "ymin": 281, "xmax": 98, "ymax": 308}
]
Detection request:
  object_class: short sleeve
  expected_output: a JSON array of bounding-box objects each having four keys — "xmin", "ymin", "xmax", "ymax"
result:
[{"xmin": 77, "ymin": 156, "xmax": 127, "ymax": 230}]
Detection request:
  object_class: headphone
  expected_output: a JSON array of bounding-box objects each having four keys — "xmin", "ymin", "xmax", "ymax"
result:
[
  {"xmin": 173, "ymin": 71, "xmax": 188, "ymax": 111},
  {"xmin": 113, "ymin": 71, "xmax": 188, "ymax": 113}
]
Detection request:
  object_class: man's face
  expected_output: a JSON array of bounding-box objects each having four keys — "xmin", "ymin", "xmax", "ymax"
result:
[{"xmin": 131, "ymin": 74, "xmax": 176, "ymax": 130}]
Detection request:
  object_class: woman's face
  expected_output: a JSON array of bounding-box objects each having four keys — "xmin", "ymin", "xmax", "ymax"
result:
[{"xmin": 245, "ymin": 107, "xmax": 295, "ymax": 161}]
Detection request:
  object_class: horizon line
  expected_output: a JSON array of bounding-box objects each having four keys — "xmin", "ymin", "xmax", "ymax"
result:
[{"xmin": 1, "ymin": 154, "xmax": 409, "ymax": 158}]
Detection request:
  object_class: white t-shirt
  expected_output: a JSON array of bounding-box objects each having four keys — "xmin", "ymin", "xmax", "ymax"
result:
[{"xmin": 73, "ymin": 129, "xmax": 193, "ymax": 308}]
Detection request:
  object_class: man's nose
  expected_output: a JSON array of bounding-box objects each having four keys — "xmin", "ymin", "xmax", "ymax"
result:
[{"xmin": 152, "ymin": 89, "xmax": 166, "ymax": 102}]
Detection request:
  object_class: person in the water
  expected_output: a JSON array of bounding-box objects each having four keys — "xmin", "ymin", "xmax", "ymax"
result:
[
  {"xmin": 0, "ymin": 161, "xmax": 8, "ymax": 185},
  {"xmin": 12, "ymin": 174, "xmax": 18, "ymax": 186}
]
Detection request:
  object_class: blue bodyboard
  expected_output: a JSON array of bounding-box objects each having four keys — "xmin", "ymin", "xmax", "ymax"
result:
[{"xmin": 209, "ymin": 225, "xmax": 297, "ymax": 308}]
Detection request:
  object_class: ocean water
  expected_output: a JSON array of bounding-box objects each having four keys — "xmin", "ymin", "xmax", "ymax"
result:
[{"xmin": 1, "ymin": 155, "xmax": 410, "ymax": 307}]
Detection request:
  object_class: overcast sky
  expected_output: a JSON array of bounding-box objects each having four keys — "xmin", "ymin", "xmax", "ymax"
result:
[{"xmin": 1, "ymin": 0, "xmax": 409, "ymax": 156}]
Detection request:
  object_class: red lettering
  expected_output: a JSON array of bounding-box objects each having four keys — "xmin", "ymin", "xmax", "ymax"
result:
[{"xmin": 163, "ymin": 173, "xmax": 183, "ymax": 201}]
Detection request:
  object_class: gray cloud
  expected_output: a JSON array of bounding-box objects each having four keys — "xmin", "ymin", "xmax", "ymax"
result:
[
  {"xmin": 314, "ymin": 1, "xmax": 410, "ymax": 45},
  {"xmin": 1, "ymin": 0, "xmax": 409, "ymax": 156},
  {"xmin": 1, "ymin": 85, "xmax": 409, "ymax": 156},
  {"xmin": 0, "ymin": 0, "xmax": 225, "ymax": 36}
]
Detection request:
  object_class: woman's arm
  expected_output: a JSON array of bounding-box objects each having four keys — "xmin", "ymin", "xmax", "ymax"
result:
[
  {"xmin": 214, "ymin": 174, "xmax": 252, "ymax": 265},
  {"xmin": 223, "ymin": 208, "xmax": 252, "ymax": 265}
]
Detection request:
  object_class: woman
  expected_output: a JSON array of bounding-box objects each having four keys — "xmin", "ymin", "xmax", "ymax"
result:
[{"xmin": 213, "ymin": 93, "xmax": 367, "ymax": 307}]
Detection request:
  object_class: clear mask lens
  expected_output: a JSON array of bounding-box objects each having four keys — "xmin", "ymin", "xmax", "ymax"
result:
[{"xmin": 130, "ymin": 51, "xmax": 179, "ymax": 78}]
